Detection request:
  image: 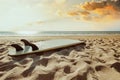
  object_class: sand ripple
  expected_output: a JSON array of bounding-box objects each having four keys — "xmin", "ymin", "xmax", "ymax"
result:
[{"xmin": 0, "ymin": 36, "xmax": 120, "ymax": 80}]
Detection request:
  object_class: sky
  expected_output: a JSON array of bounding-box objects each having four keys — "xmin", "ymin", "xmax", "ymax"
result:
[{"xmin": 0, "ymin": 0, "xmax": 120, "ymax": 31}]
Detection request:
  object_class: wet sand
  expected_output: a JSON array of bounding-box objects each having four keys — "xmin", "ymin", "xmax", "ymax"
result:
[{"xmin": 0, "ymin": 35, "xmax": 120, "ymax": 80}]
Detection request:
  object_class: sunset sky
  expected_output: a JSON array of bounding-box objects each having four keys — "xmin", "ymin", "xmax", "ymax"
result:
[{"xmin": 0, "ymin": 0, "xmax": 120, "ymax": 31}]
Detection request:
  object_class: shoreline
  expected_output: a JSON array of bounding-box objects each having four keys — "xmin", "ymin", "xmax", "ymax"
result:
[{"xmin": 0, "ymin": 34, "xmax": 120, "ymax": 40}]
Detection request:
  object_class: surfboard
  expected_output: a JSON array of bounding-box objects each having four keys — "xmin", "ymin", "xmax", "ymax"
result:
[{"xmin": 8, "ymin": 39, "xmax": 84, "ymax": 56}]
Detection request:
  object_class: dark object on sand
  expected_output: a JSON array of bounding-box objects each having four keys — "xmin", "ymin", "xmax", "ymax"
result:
[{"xmin": 111, "ymin": 62, "xmax": 120, "ymax": 73}]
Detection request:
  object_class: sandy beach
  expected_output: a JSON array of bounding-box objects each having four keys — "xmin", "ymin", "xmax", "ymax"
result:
[{"xmin": 0, "ymin": 35, "xmax": 120, "ymax": 80}]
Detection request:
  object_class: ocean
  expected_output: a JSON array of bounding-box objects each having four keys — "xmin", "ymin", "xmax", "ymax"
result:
[{"xmin": 0, "ymin": 31, "xmax": 120, "ymax": 36}]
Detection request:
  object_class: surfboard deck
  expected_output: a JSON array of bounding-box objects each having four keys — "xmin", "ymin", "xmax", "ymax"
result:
[{"xmin": 8, "ymin": 39, "xmax": 84, "ymax": 56}]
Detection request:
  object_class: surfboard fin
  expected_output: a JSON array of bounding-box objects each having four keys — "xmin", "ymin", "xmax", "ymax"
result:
[
  {"xmin": 30, "ymin": 44, "xmax": 39, "ymax": 51},
  {"xmin": 21, "ymin": 39, "xmax": 39, "ymax": 51},
  {"xmin": 11, "ymin": 44, "xmax": 23, "ymax": 51}
]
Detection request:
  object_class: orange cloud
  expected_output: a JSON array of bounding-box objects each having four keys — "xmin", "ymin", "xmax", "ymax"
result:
[{"xmin": 66, "ymin": 0, "xmax": 120, "ymax": 21}]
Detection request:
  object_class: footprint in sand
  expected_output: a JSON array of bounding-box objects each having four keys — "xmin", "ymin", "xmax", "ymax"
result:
[{"xmin": 95, "ymin": 63, "xmax": 120, "ymax": 80}]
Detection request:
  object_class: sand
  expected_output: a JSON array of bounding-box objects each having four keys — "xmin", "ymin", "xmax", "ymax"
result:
[{"xmin": 0, "ymin": 35, "xmax": 120, "ymax": 80}]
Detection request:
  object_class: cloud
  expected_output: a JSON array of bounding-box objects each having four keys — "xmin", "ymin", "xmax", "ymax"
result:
[{"xmin": 65, "ymin": 0, "xmax": 120, "ymax": 21}]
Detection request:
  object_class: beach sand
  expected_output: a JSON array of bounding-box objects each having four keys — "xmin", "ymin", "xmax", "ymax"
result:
[{"xmin": 0, "ymin": 35, "xmax": 120, "ymax": 80}]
